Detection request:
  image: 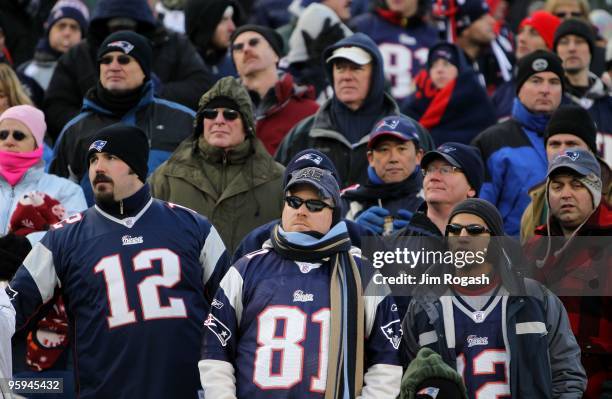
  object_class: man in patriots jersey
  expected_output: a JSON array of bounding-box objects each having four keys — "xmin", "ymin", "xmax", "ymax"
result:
[
  {"xmin": 6, "ymin": 124, "xmax": 230, "ymax": 399},
  {"xmin": 351, "ymin": 0, "xmax": 439, "ymax": 101},
  {"xmin": 402, "ymin": 198, "xmax": 586, "ymax": 398},
  {"xmin": 200, "ymin": 165, "xmax": 403, "ymax": 398}
]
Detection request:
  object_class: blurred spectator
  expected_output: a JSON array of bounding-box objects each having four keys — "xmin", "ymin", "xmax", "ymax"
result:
[
  {"xmin": 341, "ymin": 115, "xmax": 424, "ymax": 235},
  {"xmin": 0, "ymin": 287, "xmax": 14, "ymax": 382},
  {"xmin": 472, "ymin": 50, "xmax": 564, "ymax": 235},
  {"xmin": 351, "ymin": 0, "xmax": 439, "ymax": 101},
  {"xmin": 554, "ymin": 18, "xmax": 612, "ymax": 145},
  {"xmin": 43, "ymin": 0, "xmax": 211, "ymax": 142},
  {"xmin": 184, "ymin": 0, "xmax": 242, "ymax": 82},
  {"xmin": 0, "ymin": 64, "xmax": 33, "ymax": 115},
  {"xmin": 231, "ymin": 24, "xmax": 318, "ymax": 154},
  {"xmin": 155, "ymin": 0, "xmax": 186, "ymax": 33},
  {"xmin": 402, "ymin": 42, "xmax": 496, "ymax": 145},
  {"xmin": 276, "ymin": 33, "xmax": 433, "ymax": 188},
  {"xmin": 150, "ymin": 77, "xmax": 285, "ymax": 254},
  {"xmin": 18, "ymin": 1, "xmax": 89, "ymax": 92},
  {"xmin": 523, "ymin": 148, "xmax": 611, "ymax": 399},
  {"xmin": 521, "ymin": 105, "xmax": 611, "ymax": 243},
  {"xmin": 249, "ymin": 0, "xmax": 292, "ymax": 29},
  {"xmin": 49, "ymin": 31, "xmax": 195, "ymax": 205},
  {"xmin": 283, "ymin": 2, "xmax": 352, "ymax": 102},
  {"xmin": 491, "ymin": 11, "xmax": 561, "ymax": 119}
]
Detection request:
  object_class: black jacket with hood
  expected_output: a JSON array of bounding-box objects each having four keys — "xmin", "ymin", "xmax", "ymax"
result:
[
  {"xmin": 43, "ymin": 0, "xmax": 212, "ymax": 141},
  {"xmin": 275, "ymin": 33, "xmax": 433, "ymax": 188}
]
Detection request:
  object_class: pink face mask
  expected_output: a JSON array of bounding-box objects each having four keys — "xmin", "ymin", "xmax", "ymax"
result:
[{"xmin": 0, "ymin": 147, "xmax": 43, "ymax": 186}]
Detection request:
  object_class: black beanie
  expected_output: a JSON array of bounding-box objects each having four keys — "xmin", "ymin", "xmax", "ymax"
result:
[
  {"xmin": 230, "ymin": 24, "xmax": 283, "ymax": 57},
  {"xmin": 87, "ymin": 124, "xmax": 150, "ymax": 182},
  {"xmin": 515, "ymin": 50, "xmax": 564, "ymax": 94},
  {"xmin": 97, "ymin": 31, "xmax": 152, "ymax": 80},
  {"xmin": 448, "ymin": 198, "xmax": 504, "ymax": 236},
  {"xmin": 545, "ymin": 104, "xmax": 597, "ymax": 153},
  {"xmin": 554, "ymin": 18, "xmax": 595, "ymax": 55}
]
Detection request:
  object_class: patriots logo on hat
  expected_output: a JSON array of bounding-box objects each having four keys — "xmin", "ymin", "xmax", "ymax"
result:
[
  {"xmin": 417, "ymin": 387, "xmax": 440, "ymax": 398},
  {"xmin": 295, "ymin": 153, "xmax": 323, "ymax": 165},
  {"xmin": 204, "ymin": 313, "xmax": 232, "ymax": 347},
  {"xmin": 88, "ymin": 140, "xmax": 107, "ymax": 152},
  {"xmin": 561, "ymin": 150, "xmax": 580, "ymax": 161},
  {"xmin": 380, "ymin": 319, "xmax": 402, "ymax": 349},
  {"xmin": 532, "ymin": 58, "xmax": 548, "ymax": 71},
  {"xmin": 440, "ymin": 145, "xmax": 456, "ymax": 153},
  {"xmin": 107, "ymin": 40, "xmax": 134, "ymax": 54},
  {"xmin": 377, "ymin": 118, "xmax": 400, "ymax": 130}
]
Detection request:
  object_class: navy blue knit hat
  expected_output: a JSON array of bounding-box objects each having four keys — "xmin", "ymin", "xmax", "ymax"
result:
[
  {"xmin": 421, "ymin": 142, "xmax": 484, "ymax": 194},
  {"xmin": 455, "ymin": 0, "xmax": 489, "ymax": 34},
  {"xmin": 45, "ymin": 2, "xmax": 89, "ymax": 35},
  {"xmin": 97, "ymin": 31, "xmax": 152, "ymax": 80}
]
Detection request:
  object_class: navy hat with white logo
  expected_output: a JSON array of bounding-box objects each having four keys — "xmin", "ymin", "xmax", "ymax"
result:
[
  {"xmin": 286, "ymin": 167, "xmax": 340, "ymax": 205},
  {"xmin": 368, "ymin": 115, "xmax": 421, "ymax": 149},
  {"xmin": 283, "ymin": 149, "xmax": 341, "ymax": 186},
  {"xmin": 421, "ymin": 142, "xmax": 484, "ymax": 194},
  {"xmin": 97, "ymin": 31, "xmax": 152, "ymax": 80},
  {"xmin": 547, "ymin": 148, "xmax": 602, "ymax": 208}
]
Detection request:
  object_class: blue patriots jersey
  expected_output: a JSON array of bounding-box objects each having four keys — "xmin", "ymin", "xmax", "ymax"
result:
[
  {"xmin": 449, "ymin": 291, "xmax": 511, "ymax": 399},
  {"xmin": 7, "ymin": 198, "xmax": 229, "ymax": 399},
  {"xmin": 200, "ymin": 246, "xmax": 403, "ymax": 398},
  {"xmin": 352, "ymin": 12, "xmax": 439, "ymax": 101}
]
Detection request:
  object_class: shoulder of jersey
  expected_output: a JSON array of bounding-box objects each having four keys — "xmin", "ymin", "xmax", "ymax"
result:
[
  {"xmin": 49, "ymin": 210, "xmax": 88, "ymax": 232},
  {"xmin": 340, "ymin": 183, "xmax": 360, "ymax": 195}
]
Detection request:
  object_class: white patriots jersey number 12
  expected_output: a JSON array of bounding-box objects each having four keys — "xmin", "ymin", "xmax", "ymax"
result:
[{"xmin": 254, "ymin": 306, "xmax": 330, "ymax": 393}]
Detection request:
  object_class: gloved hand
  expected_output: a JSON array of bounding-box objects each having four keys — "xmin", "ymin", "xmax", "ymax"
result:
[
  {"xmin": 355, "ymin": 206, "xmax": 390, "ymax": 235},
  {"xmin": 9, "ymin": 192, "xmax": 65, "ymax": 236},
  {"xmin": 0, "ymin": 233, "xmax": 32, "ymax": 280},
  {"xmin": 393, "ymin": 209, "xmax": 414, "ymax": 231}
]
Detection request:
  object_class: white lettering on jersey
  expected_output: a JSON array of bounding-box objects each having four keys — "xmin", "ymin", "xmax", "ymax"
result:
[
  {"xmin": 121, "ymin": 235, "xmax": 143, "ymax": 246},
  {"xmin": 293, "ymin": 290, "xmax": 314, "ymax": 302},
  {"xmin": 467, "ymin": 335, "xmax": 489, "ymax": 347}
]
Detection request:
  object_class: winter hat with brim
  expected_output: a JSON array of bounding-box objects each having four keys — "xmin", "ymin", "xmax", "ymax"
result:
[
  {"xmin": 554, "ymin": 18, "xmax": 596, "ymax": 55},
  {"xmin": 515, "ymin": 50, "xmax": 564, "ymax": 94},
  {"xmin": 230, "ymin": 24, "xmax": 284, "ymax": 58},
  {"xmin": 544, "ymin": 105, "xmax": 597, "ymax": 154},
  {"xmin": 284, "ymin": 149, "xmax": 341, "ymax": 186},
  {"xmin": 87, "ymin": 124, "xmax": 150, "ymax": 183},
  {"xmin": 368, "ymin": 115, "xmax": 420, "ymax": 149},
  {"xmin": 518, "ymin": 11, "xmax": 560, "ymax": 50},
  {"xmin": 421, "ymin": 142, "xmax": 484, "ymax": 195},
  {"xmin": 448, "ymin": 198, "xmax": 505, "ymax": 236},
  {"xmin": 0, "ymin": 105, "xmax": 46, "ymax": 149},
  {"xmin": 97, "ymin": 31, "xmax": 152, "ymax": 80},
  {"xmin": 547, "ymin": 148, "xmax": 602, "ymax": 209}
]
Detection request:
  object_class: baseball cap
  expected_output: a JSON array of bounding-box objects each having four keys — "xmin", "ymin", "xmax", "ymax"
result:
[
  {"xmin": 368, "ymin": 116, "xmax": 420, "ymax": 149},
  {"xmin": 421, "ymin": 142, "xmax": 484, "ymax": 194},
  {"xmin": 326, "ymin": 46, "xmax": 372, "ymax": 65},
  {"xmin": 547, "ymin": 148, "xmax": 602, "ymax": 209},
  {"xmin": 286, "ymin": 167, "xmax": 340, "ymax": 204}
]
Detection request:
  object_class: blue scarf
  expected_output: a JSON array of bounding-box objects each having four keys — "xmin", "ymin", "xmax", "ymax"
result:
[{"xmin": 512, "ymin": 98, "xmax": 551, "ymax": 136}]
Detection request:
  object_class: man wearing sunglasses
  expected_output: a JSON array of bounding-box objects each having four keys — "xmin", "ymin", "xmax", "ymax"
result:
[
  {"xmin": 403, "ymin": 197, "xmax": 586, "ymax": 399},
  {"xmin": 200, "ymin": 165, "xmax": 403, "ymax": 398},
  {"xmin": 50, "ymin": 31, "xmax": 196, "ymax": 207},
  {"xmin": 229, "ymin": 24, "xmax": 319, "ymax": 155},
  {"xmin": 150, "ymin": 76, "xmax": 285, "ymax": 254}
]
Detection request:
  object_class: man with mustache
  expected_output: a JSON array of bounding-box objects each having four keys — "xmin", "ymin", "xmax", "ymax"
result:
[{"xmin": 7, "ymin": 124, "xmax": 230, "ymax": 398}]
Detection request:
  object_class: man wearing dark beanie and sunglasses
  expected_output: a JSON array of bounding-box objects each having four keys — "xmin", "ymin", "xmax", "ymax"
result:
[
  {"xmin": 150, "ymin": 76, "xmax": 284, "ymax": 254},
  {"xmin": 7, "ymin": 123, "xmax": 231, "ymax": 398},
  {"xmin": 50, "ymin": 30, "xmax": 196, "ymax": 206},
  {"xmin": 402, "ymin": 197, "xmax": 586, "ymax": 398},
  {"xmin": 200, "ymin": 164, "xmax": 403, "ymax": 398}
]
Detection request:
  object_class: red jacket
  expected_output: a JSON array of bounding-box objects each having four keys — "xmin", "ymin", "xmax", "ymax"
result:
[
  {"xmin": 524, "ymin": 202, "xmax": 612, "ymax": 399},
  {"xmin": 255, "ymin": 73, "xmax": 319, "ymax": 155}
]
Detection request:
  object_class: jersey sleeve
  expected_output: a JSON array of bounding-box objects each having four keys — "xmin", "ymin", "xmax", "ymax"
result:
[
  {"xmin": 199, "ymin": 224, "xmax": 231, "ymax": 303},
  {"xmin": 7, "ymin": 238, "xmax": 60, "ymax": 330}
]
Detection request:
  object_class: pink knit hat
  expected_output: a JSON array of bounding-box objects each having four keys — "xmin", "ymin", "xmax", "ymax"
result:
[{"xmin": 0, "ymin": 105, "xmax": 47, "ymax": 148}]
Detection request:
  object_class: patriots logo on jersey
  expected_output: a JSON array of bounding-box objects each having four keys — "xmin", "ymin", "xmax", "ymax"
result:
[
  {"xmin": 106, "ymin": 40, "xmax": 134, "ymax": 54},
  {"xmin": 5, "ymin": 284, "xmax": 18, "ymax": 300},
  {"xmin": 211, "ymin": 299, "xmax": 224, "ymax": 309},
  {"xmin": 295, "ymin": 153, "xmax": 323, "ymax": 165},
  {"xmin": 204, "ymin": 313, "xmax": 232, "ymax": 347},
  {"xmin": 88, "ymin": 140, "xmax": 107, "ymax": 152},
  {"xmin": 380, "ymin": 319, "xmax": 402, "ymax": 349},
  {"xmin": 377, "ymin": 118, "xmax": 400, "ymax": 131}
]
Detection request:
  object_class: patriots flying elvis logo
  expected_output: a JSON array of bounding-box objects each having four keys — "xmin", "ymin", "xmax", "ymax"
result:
[
  {"xmin": 204, "ymin": 313, "xmax": 232, "ymax": 347},
  {"xmin": 377, "ymin": 119, "xmax": 400, "ymax": 130},
  {"xmin": 88, "ymin": 140, "xmax": 107, "ymax": 152},
  {"xmin": 561, "ymin": 150, "xmax": 580, "ymax": 161},
  {"xmin": 107, "ymin": 40, "xmax": 134, "ymax": 54},
  {"xmin": 295, "ymin": 153, "xmax": 323, "ymax": 165},
  {"xmin": 380, "ymin": 319, "xmax": 402, "ymax": 349}
]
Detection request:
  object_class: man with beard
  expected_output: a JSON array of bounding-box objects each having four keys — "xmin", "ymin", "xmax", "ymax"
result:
[{"xmin": 7, "ymin": 124, "xmax": 230, "ymax": 398}]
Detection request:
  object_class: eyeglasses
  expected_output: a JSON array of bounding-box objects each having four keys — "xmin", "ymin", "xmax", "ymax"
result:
[
  {"xmin": 446, "ymin": 223, "xmax": 491, "ymax": 235},
  {"xmin": 202, "ymin": 108, "xmax": 240, "ymax": 121},
  {"xmin": 0, "ymin": 130, "xmax": 28, "ymax": 141},
  {"xmin": 284, "ymin": 196, "xmax": 334, "ymax": 212},
  {"xmin": 232, "ymin": 37, "xmax": 261, "ymax": 53},
  {"xmin": 422, "ymin": 165, "xmax": 460, "ymax": 176},
  {"xmin": 554, "ymin": 11, "xmax": 583, "ymax": 18},
  {"xmin": 99, "ymin": 54, "xmax": 132, "ymax": 65}
]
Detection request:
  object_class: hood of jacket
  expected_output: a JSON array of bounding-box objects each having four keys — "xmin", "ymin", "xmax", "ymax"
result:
[
  {"xmin": 89, "ymin": 0, "xmax": 157, "ymax": 46},
  {"xmin": 184, "ymin": 0, "xmax": 242, "ymax": 54},
  {"xmin": 194, "ymin": 77, "xmax": 256, "ymax": 140}
]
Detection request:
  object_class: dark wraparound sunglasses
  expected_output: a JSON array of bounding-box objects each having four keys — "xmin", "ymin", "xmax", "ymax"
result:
[
  {"xmin": 232, "ymin": 37, "xmax": 261, "ymax": 53},
  {"xmin": 0, "ymin": 130, "xmax": 28, "ymax": 141},
  {"xmin": 285, "ymin": 196, "xmax": 334, "ymax": 212},
  {"xmin": 554, "ymin": 11, "xmax": 583, "ymax": 18},
  {"xmin": 202, "ymin": 108, "xmax": 240, "ymax": 121},
  {"xmin": 446, "ymin": 223, "xmax": 491, "ymax": 235},
  {"xmin": 99, "ymin": 54, "xmax": 132, "ymax": 65}
]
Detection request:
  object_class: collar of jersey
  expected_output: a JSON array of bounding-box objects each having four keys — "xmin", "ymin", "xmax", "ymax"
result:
[{"xmin": 95, "ymin": 197, "xmax": 153, "ymax": 228}]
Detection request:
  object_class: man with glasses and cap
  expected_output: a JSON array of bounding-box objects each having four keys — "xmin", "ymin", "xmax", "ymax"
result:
[{"xmin": 200, "ymin": 164, "xmax": 403, "ymax": 398}]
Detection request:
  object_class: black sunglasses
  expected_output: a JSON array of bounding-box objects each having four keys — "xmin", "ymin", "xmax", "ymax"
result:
[
  {"xmin": 446, "ymin": 223, "xmax": 491, "ymax": 235},
  {"xmin": 202, "ymin": 108, "xmax": 240, "ymax": 121},
  {"xmin": 0, "ymin": 130, "xmax": 28, "ymax": 141},
  {"xmin": 99, "ymin": 54, "xmax": 132, "ymax": 65},
  {"xmin": 284, "ymin": 196, "xmax": 334, "ymax": 212},
  {"xmin": 232, "ymin": 37, "xmax": 261, "ymax": 53},
  {"xmin": 554, "ymin": 11, "xmax": 583, "ymax": 18}
]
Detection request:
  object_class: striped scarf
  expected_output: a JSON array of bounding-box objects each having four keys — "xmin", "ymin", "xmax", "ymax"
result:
[{"xmin": 270, "ymin": 222, "xmax": 364, "ymax": 398}]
